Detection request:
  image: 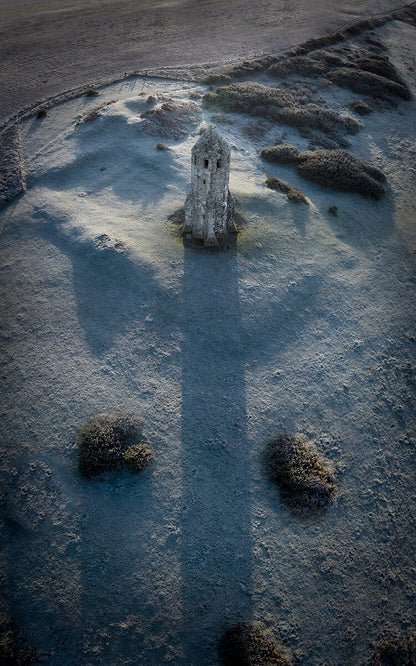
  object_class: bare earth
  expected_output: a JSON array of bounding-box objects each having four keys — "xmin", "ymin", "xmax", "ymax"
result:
[{"xmin": 0, "ymin": 0, "xmax": 409, "ymax": 124}]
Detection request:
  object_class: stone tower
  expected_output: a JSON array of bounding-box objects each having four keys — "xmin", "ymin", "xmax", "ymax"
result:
[{"xmin": 184, "ymin": 125, "xmax": 235, "ymax": 246}]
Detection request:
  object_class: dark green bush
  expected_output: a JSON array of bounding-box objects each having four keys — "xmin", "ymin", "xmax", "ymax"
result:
[
  {"xmin": 260, "ymin": 144, "xmax": 299, "ymax": 164},
  {"xmin": 296, "ymin": 149, "xmax": 386, "ymax": 199},
  {"xmin": 328, "ymin": 67, "xmax": 411, "ymax": 100},
  {"xmin": 77, "ymin": 413, "xmax": 152, "ymax": 478},
  {"xmin": 219, "ymin": 622, "xmax": 292, "ymax": 666},
  {"xmin": 265, "ymin": 177, "xmax": 308, "ymax": 204},
  {"xmin": 263, "ymin": 433, "xmax": 336, "ymax": 509}
]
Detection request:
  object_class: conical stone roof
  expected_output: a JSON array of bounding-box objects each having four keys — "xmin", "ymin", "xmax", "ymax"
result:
[{"xmin": 192, "ymin": 125, "xmax": 231, "ymax": 158}]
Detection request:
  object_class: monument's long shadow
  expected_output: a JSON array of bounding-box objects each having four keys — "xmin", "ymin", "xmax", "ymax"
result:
[{"xmin": 179, "ymin": 245, "xmax": 253, "ymax": 662}]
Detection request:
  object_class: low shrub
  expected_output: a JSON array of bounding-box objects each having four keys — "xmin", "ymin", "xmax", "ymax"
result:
[
  {"xmin": 36, "ymin": 108, "xmax": 47, "ymax": 118},
  {"xmin": 350, "ymin": 100, "xmax": 372, "ymax": 116},
  {"xmin": 203, "ymin": 82, "xmax": 361, "ymax": 136},
  {"xmin": 156, "ymin": 143, "xmax": 169, "ymax": 150},
  {"xmin": 372, "ymin": 632, "xmax": 416, "ymax": 665},
  {"xmin": 85, "ymin": 87, "xmax": 99, "ymax": 97},
  {"xmin": 352, "ymin": 55, "xmax": 405, "ymax": 85},
  {"xmin": 260, "ymin": 144, "xmax": 299, "ymax": 164},
  {"xmin": 77, "ymin": 412, "xmax": 152, "ymax": 478},
  {"xmin": 296, "ymin": 149, "xmax": 386, "ymax": 199},
  {"xmin": 202, "ymin": 73, "xmax": 232, "ymax": 85},
  {"xmin": 146, "ymin": 95, "xmax": 157, "ymax": 104},
  {"xmin": 328, "ymin": 204, "xmax": 338, "ymax": 215},
  {"xmin": 219, "ymin": 622, "xmax": 292, "ymax": 666},
  {"xmin": 263, "ymin": 433, "xmax": 336, "ymax": 510},
  {"xmin": 123, "ymin": 443, "xmax": 153, "ymax": 473},
  {"xmin": 269, "ymin": 55, "xmax": 328, "ymax": 79},
  {"xmin": 328, "ymin": 67, "xmax": 411, "ymax": 100},
  {"xmin": 265, "ymin": 177, "xmax": 308, "ymax": 204}
]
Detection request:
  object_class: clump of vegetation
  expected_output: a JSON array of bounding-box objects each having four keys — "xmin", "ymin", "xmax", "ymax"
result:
[
  {"xmin": 372, "ymin": 632, "xmax": 416, "ymax": 665},
  {"xmin": 77, "ymin": 413, "xmax": 152, "ymax": 479},
  {"xmin": 353, "ymin": 55, "xmax": 406, "ymax": 85},
  {"xmin": 36, "ymin": 108, "xmax": 47, "ymax": 118},
  {"xmin": 202, "ymin": 73, "xmax": 232, "ymax": 85},
  {"xmin": 203, "ymin": 82, "xmax": 361, "ymax": 137},
  {"xmin": 260, "ymin": 144, "xmax": 299, "ymax": 164},
  {"xmin": 85, "ymin": 87, "xmax": 99, "ymax": 97},
  {"xmin": 123, "ymin": 443, "xmax": 153, "ymax": 473},
  {"xmin": 265, "ymin": 177, "xmax": 308, "ymax": 204},
  {"xmin": 189, "ymin": 92, "xmax": 201, "ymax": 100},
  {"xmin": 156, "ymin": 142, "xmax": 169, "ymax": 150},
  {"xmin": 296, "ymin": 149, "xmax": 386, "ymax": 199},
  {"xmin": 328, "ymin": 68, "xmax": 411, "ymax": 100},
  {"xmin": 0, "ymin": 125, "xmax": 25, "ymax": 205},
  {"xmin": 146, "ymin": 95, "xmax": 157, "ymax": 104},
  {"xmin": 328, "ymin": 204, "xmax": 338, "ymax": 215},
  {"xmin": 219, "ymin": 622, "xmax": 292, "ymax": 666},
  {"xmin": 268, "ymin": 54, "xmax": 334, "ymax": 79},
  {"xmin": 350, "ymin": 100, "xmax": 372, "ymax": 115},
  {"xmin": 263, "ymin": 433, "xmax": 336, "ymax": 510},
  {"xmin": 140, "ymin": 99, "xmax": 202, "ymax": 139}
]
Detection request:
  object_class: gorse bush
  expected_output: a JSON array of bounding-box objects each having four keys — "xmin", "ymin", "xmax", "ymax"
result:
[
  {"xmin": 203, "ymin": 82, "xmax": 361, "ymax": 137},
  {"xmin": 260, "ymin": 144, "xmax": 299, "ymax": 164},
  {"xmin": 328, "ymin": 67, "xmax": 411, "ymax": 100},
  {"xmin": 265, "ymin": 177, "xmax": 308, "ymax": 204},
  {"xmin": 296, "ymin": 149, "xmax": 386, "ymax": 199},
  {"xmin": 77, "ymin": 413, "xmax": 152, "ymax": 478},
  {"xmin": 219, "ymin": 622, "xmax": 292, "ymax": 666},
  {"xmin": 263, "ymin": 433, "xmax": 336, "ymax": 510}
]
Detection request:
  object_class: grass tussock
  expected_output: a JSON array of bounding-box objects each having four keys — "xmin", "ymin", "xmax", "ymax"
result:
[
  {"xmin": 77, "ymin": 413, "xmax": 152, "ymax": 479},
  {"xmin": 350, "ymin": 100, "xmax": 372, "ymax": 116},
  {"xmin": 372, "ymin": 632, "xmax": 416, "ymax": 665},
  {"xmin": 203, "ymin": 82, "xmax": 361, "ymax": 137},
  {"xmin": 140, "ymin": 99, "xmax": 202, "ymax": 139},
  {"xmin": 296, "ymin": 149, "xmax": 386, "ymax": 199},
  {"xmin": 265, "ymin": 177, "xmax": 308, "ymax": 204},
  {"xmin": 219, "ymin": 622, "xmax": 292, "ymax": 666},
  {"xmin": 328, "ymin": 67, "xmax": 411, "ymax": 100},
  {"xmin": 260, "ymin": 144, "xmax": 299, "ymax": 164},
  {"xmin": 263, "ymin": 433, "xmax": 336, "ymax": 510},
  {"xmin": 85, "ymin": 87, "xmax": 99, "ymax": 97}
]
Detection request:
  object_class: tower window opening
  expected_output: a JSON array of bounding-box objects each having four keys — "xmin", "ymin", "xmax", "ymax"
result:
[
  {"xmin": 204, "ymin": 159, "xmax": 209, "ymax": 168},
  {"xmin": 217, "ymin": 159, "xmax": 221, "ymax": 169}
]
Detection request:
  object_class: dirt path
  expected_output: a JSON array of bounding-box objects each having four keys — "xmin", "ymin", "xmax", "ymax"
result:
[{"xmin": 0, "ymin": 0, "xmax": 408, "ymax": 124}]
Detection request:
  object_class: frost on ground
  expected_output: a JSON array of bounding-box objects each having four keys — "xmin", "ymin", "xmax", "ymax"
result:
[
  {"xmin": 0, "ymin": 125, "xmax": 25, "ymax": 205},
  {"xmin": 0, "ymin": 16, "xmax": 416, "ymax": 666}
]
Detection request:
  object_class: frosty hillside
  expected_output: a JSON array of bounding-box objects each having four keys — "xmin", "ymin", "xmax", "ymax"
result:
[
  {"xmin": 1, "ymin": 4, "xmax": 416, "ymax": 665},
  {"xmin": 184, "ymin": 125, "xmax": 236, "ymax": 246}
]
